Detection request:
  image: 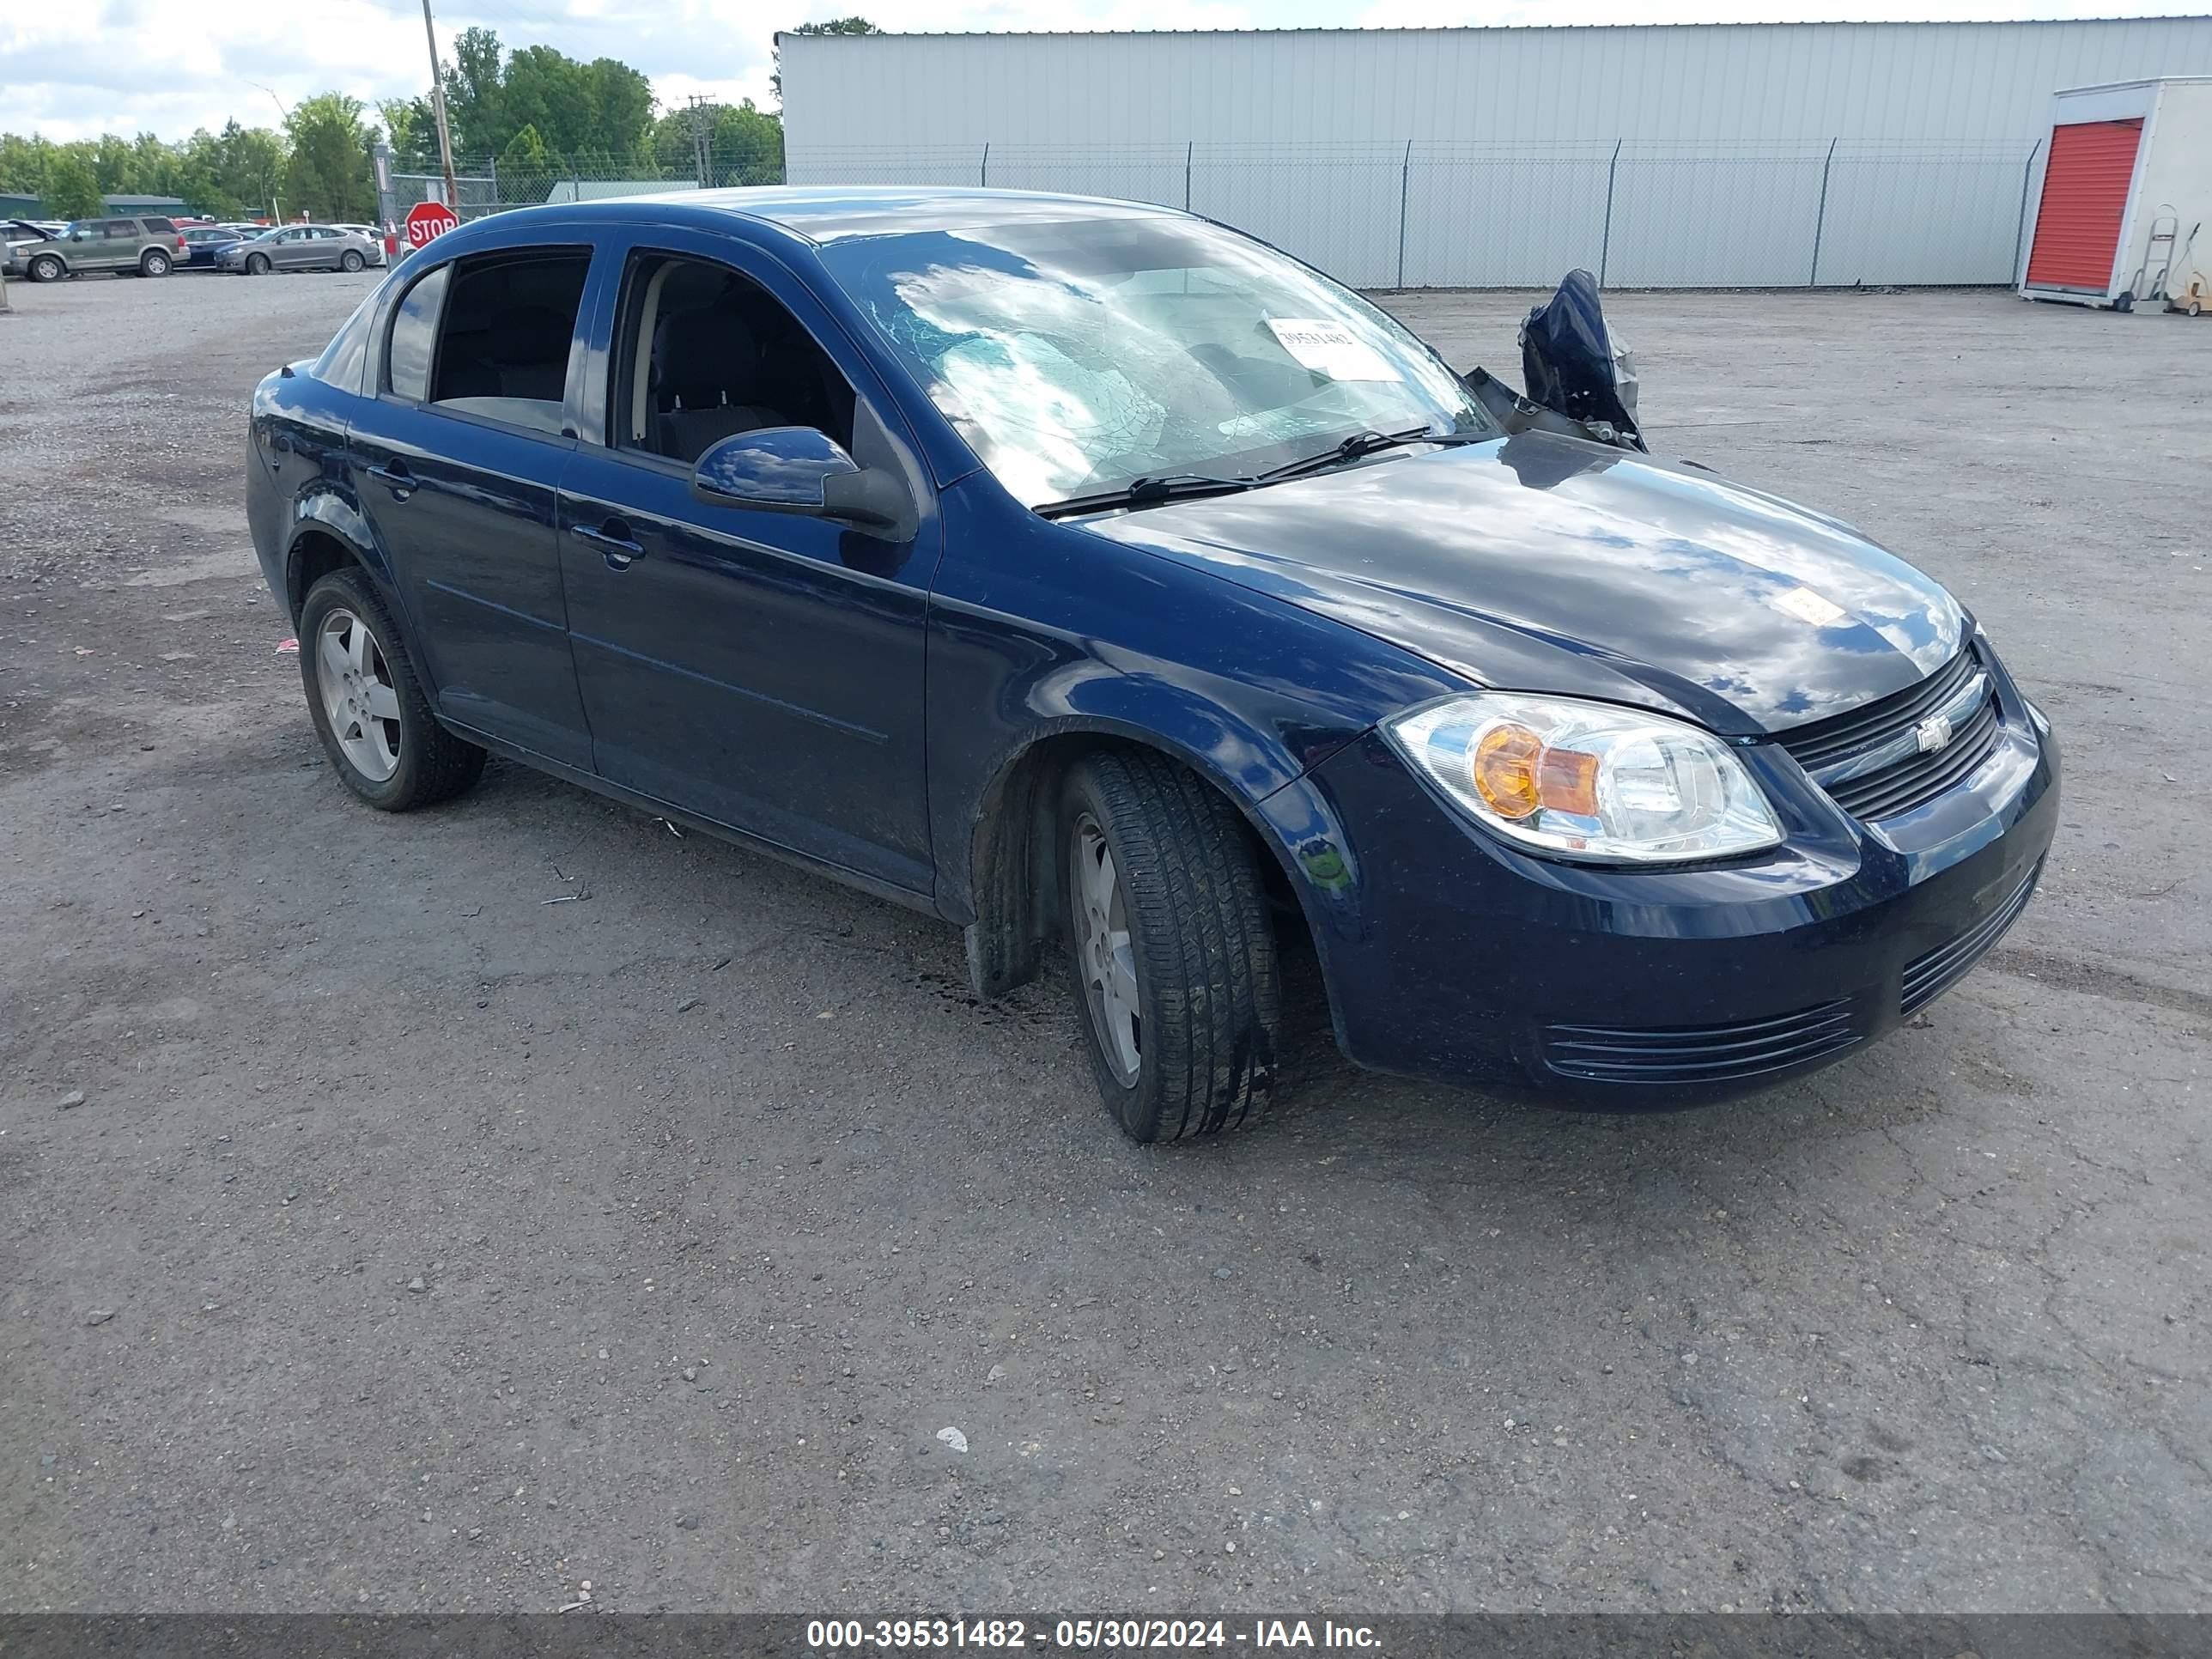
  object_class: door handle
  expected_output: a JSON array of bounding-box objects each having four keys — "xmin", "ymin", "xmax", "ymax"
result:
[
  {"xmin": 570, "ymin": 520, "xmax": 646, "ymax": 569},
  {"xmin": 365, "ymin": 461, "xmax": 416, "ymax": 501}
]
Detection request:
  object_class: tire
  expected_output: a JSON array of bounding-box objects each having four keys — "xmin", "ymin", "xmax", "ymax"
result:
[
  {"xmin": 340, "ymin": 250, "xmax": 364, "ymax": 272},
  {"xmin": 2113, "ymin": 290, "xmax": 2134, "ymax": 313},
  {"xmin": 246, "ymin": 252, "xmax": 270, "ymax": 276},
  {"xmin": 139, "ymin": 249, "xmax": 171, "ymax": 277},
  {"xmin": 1060, "ymin": 750, "xmax": 1280, "ymax": 1143},
  {"xmin": 2191, "ymin": 299, "xmax": 2205, "ymax": 319},
  {"xmin": 27, "ymin": 252, "xmax": 63, "ymax": 283},
  {"xmin": 298, "ymin": 566, "xmax": 485, "ymax": 811}
]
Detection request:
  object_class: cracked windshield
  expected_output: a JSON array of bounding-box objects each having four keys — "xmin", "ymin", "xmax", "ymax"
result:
[{"xmin": 818, "ymin": 214, "xmax": 1493, "ymax": 507}]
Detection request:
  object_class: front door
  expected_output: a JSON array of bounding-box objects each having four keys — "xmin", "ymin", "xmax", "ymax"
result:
[
  {"xmin": 556, "ymin": 230, "xmax": 939, "ymax": 894},
  {"xmin": 346, "ymin": 245, "xmax": 598, "ymax": 769}
]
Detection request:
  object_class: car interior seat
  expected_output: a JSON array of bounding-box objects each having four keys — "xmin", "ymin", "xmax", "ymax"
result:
[{"xmin": 651, "ymin": 305, "xmax": 789, "ymax": 463}]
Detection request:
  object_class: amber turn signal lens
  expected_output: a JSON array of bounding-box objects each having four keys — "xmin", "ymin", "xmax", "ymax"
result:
[
  {"xmin": 1471, "ymin": 722, "xmax": 1601, "ymax": 820},
  {"xmin": 1536, "ymin": 745, "xmax": 1600, "ymax": 817},
  {"xmin": 1471, "ymin": 723, "xmax": 1544, "ymax": 818}
]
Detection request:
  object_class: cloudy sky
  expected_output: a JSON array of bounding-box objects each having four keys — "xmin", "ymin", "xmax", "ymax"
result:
[{"xmin": 4, "ymin": 0, "xmax": 2185, "ymax": 144}]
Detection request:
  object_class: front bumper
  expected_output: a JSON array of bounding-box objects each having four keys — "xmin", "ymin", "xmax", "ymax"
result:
[{"xmin": 1304, "ymin": 665, "xmax": 2059, "ymax": 1107}]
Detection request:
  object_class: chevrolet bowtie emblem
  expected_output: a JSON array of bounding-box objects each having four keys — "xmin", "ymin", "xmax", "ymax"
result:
[{"xmin": 1916, "ymin": 713, "xmax": 1954, "ymax": 754}]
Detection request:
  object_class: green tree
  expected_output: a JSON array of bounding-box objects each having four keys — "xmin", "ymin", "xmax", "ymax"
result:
[
  {"xmin": 42, "ymin": 148, "xmax": 101, "ymax": 219},
  {"xmin": 441, "ymin": 26, "xmax": 508, "ymax": 161},
  {"xmin": 0, "ymin": 132, "xmax": 60, "ymax": 199},
  {"xmin": 652, "ymin": 99, "xmax": 785, "ymax": 184},
  {"xmin": 497, "ymin": 121, "xmax": 550, "ymax": 186},
  {"xmin": 773, "ymin": 16, "xmax": 879, "ymax": 105},
  {"xmin": 283, "ymin": 93, "xmax": 374, "ymax": 222},
  {"xmin": 377, "ymin": 97, "xmax": 438, "ymax": 173},
  {"xmin": 212, "ymin": 121, "xmax": 286, "ymax": 219}
]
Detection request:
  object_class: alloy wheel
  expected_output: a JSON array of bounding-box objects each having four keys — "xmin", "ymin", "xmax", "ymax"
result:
[
  {"xmin": 316, "ymin": 607, "xmax": 402, "ymax": 782},
  {"xmin": 1072, "ymin": 813, "xmax": 1141, "ymax": 1085}
]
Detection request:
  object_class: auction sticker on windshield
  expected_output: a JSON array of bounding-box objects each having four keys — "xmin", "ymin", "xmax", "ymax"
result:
[{"xmin": 1267, "ymin": 318, "xmax": 1401, "ymax": 381}]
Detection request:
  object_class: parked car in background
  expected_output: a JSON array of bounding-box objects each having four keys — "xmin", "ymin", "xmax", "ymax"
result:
[
  {"xmin": 217, "ymin": 223, "xmax": 379, "ymax": 276},
  {"xmin": 331, "ymin": 225, "xmax": 391, "ymax": 267},
  {"xmin": 180, "ymin": 224, "xmax": 249, "ymax": 267},
  {"xmin": 246, "ymin": 188, "xmax": 2059, "ymax": 1141},
  {"xmin": 15, "ymin": 215, "xmax": 183, "ymax": 281}
]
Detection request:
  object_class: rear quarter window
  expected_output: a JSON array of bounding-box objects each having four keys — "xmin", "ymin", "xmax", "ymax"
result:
[
  {"xmin": 386, "ymin": 264, "xmax": 451, "ymax": 403},
  {"xmin": 313, "ymin": 290, "xmax": 380, "ymax": 395}
]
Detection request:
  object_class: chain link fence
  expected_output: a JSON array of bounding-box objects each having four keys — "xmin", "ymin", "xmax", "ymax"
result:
[{"xmin": 386, "ymin": 137, "xmax": 2043, "ymax": 290}]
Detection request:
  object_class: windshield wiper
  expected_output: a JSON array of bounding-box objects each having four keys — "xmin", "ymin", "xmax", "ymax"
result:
[
  {"xmin": 1034, "ymin": 472, "xmax": 1255, "ymax": 520},
  {"xmin": 1254, "ymin": 426, "xmax": 1482, "ymax": 484}
]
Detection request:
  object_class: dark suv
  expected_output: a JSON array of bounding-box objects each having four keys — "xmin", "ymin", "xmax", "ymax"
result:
[{"xmin": 18, "ymin": 216, "xmax": 184, "ymax": 281}]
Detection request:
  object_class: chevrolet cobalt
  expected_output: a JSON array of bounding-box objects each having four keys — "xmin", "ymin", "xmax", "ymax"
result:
[{"xmin": 246, "ymin": 188, "xmax": 2058, "ymax": 1141}]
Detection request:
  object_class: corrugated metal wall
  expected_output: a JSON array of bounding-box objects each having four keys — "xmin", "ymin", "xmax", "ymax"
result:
[{"xmin": 780, "ymin": 20, "xmax": 2212, "ymax": 288}]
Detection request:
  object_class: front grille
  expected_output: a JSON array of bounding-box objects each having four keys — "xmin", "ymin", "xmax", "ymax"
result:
[
  {"xmin": 1777, "ymin": 647, "xmax": 2003, "ymax": 821},
  {"xmin": 1900, "ymin": 859, "xmax": 2043, "ymax": 1015},
  {"xmin": 1541, "ymin": 1000, "xmax": 1861, "ymax": 1086}
]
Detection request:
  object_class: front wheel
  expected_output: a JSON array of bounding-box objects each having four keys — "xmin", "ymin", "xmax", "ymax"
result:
[
  {"xmin": 246, "ymin": 252, "xmax": 270, "ymax": 276},
  {"xmin": 298, "ymin": 567, "xmax": 485, "ymax": 811},
  {"xmin": 27, "ymin": 252, "xmax": 63, "ymax": 283},
  {"xmin": 1060, "ymin": 752, "xmax": 1280, "ymax": 1143},
  {"xmin": 339, "ymin": 249, "xmax": 364, "ymax": 272},
  {"xmin": 139, "ymin": 249, "xmax": 171, "ymax": 276}
]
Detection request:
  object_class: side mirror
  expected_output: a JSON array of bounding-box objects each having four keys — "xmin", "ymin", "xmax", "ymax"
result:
[{"xmin": 691, "ymin": 427, "xmax": 905, "ymax": 530}]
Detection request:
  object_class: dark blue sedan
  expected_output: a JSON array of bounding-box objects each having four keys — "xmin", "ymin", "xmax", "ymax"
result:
[{"xmin": 246, "ymin": 187, "xmax": 2058, "ymax": 1140}]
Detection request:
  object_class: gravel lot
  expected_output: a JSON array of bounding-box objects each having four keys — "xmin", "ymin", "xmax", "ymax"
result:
[{"xmin": 2, "ymin": 267, "xmax": 2207, "ymax": 1616}]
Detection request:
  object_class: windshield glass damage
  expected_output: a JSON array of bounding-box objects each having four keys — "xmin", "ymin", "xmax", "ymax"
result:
[{"xmin": 817, "ymin": 215, "xmax": 1495, "ymax": 509}]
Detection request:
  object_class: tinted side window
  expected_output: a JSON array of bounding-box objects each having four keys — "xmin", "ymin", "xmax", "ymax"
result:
[
  {"xmin": 386, "ymin": 264, "xmax": 450, "ymax": 403},
  {"xmin": 426, "ymin": 249, "xmax": 591, "ymax": 431},
  {"xmin": 144, "ymin": 217, "xmax": 175, "ymax": 234},
  {"xmin": 100, "ymin": 220, "xmax": 139, "ymax": 238}
]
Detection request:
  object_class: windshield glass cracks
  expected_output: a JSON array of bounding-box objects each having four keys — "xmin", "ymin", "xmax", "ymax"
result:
[{"xmin": 816, "ymin": 215, "xmax": 1495, "ymax": 511}]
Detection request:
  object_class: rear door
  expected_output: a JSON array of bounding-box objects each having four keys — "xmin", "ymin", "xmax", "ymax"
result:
[
  {"xmin": 346, "ymin": 242, "xmax": 599, "ymax": 769},
  {"xmin": 554, "ymin": 224, "xmax": 940, "ymax": 892},
  {"xmin": 92, "ymin": 219, "xmax": 139, "ymax": 271}
]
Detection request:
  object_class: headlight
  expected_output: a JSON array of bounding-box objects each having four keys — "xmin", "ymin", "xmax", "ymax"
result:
[{"xmin": 1385, "ymin": 693, "xmax": 1784, "ymax": 864}]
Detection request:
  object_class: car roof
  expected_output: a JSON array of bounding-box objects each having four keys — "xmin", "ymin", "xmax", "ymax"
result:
[{"xmin": 503, "ymin": 185, "xmax": 1182, "ymax": 246}]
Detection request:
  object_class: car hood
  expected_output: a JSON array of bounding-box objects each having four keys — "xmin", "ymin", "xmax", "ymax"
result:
[{"xmin": 1082, "ymin": 432, "xmax": 1966, "ymax": 736}]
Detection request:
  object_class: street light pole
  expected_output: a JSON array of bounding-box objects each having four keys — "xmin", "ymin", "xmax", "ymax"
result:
[{"xmin": 422, "ymin": 0, "xmax": 459, "ymax": 210}]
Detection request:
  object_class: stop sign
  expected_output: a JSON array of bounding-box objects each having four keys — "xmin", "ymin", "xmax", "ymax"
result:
[{"xmin": 404, "ymin": 201, "xmax": 459, "ymax": 249}]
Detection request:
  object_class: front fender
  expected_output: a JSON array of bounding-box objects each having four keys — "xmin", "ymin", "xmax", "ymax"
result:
[{"xmin": 945, "ymin": 663, "xmax": 1367, "ymax": 1032}]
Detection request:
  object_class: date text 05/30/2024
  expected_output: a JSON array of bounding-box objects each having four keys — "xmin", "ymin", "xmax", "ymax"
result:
[{"xmin": 805, "ymin": 1620, "xmax": 1382, "ymax": 1650}]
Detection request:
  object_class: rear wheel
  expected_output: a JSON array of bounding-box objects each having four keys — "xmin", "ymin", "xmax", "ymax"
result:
[
  {"xmin": 1060, "ymin": 751, "xmax": 1280, "ymax": 1143},
  {"xmin": 339, "ymin": 249, "xmax": 364, "ymax": 272},
  {"xmin": 246, "ymin": 252, "xmax": 270, "ymax": 276},
  {"xmin": 299, "ymin": 567, "xmax": 485, "ymax": 811},
  {"xmin": 139, "ymin": 248, "xmax": 171, "ymax": 277},
  {"xmin": 27, "ymin": 252, "xmax": 63, "ymax": 283}
]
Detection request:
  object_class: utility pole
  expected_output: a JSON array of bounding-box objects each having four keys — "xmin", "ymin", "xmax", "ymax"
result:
[
  {"xmin": 687, "ymin": 93, "xmax": 719, "ymax": 189},
  {"xmin": 422, "ymin": 0, "xmax": 459, "ymax": 209}
]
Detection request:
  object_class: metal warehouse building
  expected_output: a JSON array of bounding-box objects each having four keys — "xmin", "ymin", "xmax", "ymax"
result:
[{"xmin": 779, "ymin": 18, "xmax": 2212, "ymax": 288}]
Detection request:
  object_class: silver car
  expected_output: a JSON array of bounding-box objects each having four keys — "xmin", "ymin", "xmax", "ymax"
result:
[
  {"xmin": 331, "ymin": 225, "xmax": 391, "ymax": 267},
  {"xmin": 216, "ymin": 223, "xmax": 380, "ymax": 276}
]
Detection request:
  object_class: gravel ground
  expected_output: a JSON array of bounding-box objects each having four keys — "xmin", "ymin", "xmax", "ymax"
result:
[{"xmin": 1, "ymin": 268, "xmax": 2207, "ymax": 1616}]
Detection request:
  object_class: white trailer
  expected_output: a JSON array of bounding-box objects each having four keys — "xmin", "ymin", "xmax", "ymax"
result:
[{"xmin": 2020, "ymin": 76, "xmax": 2212, "ymax": 308}]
